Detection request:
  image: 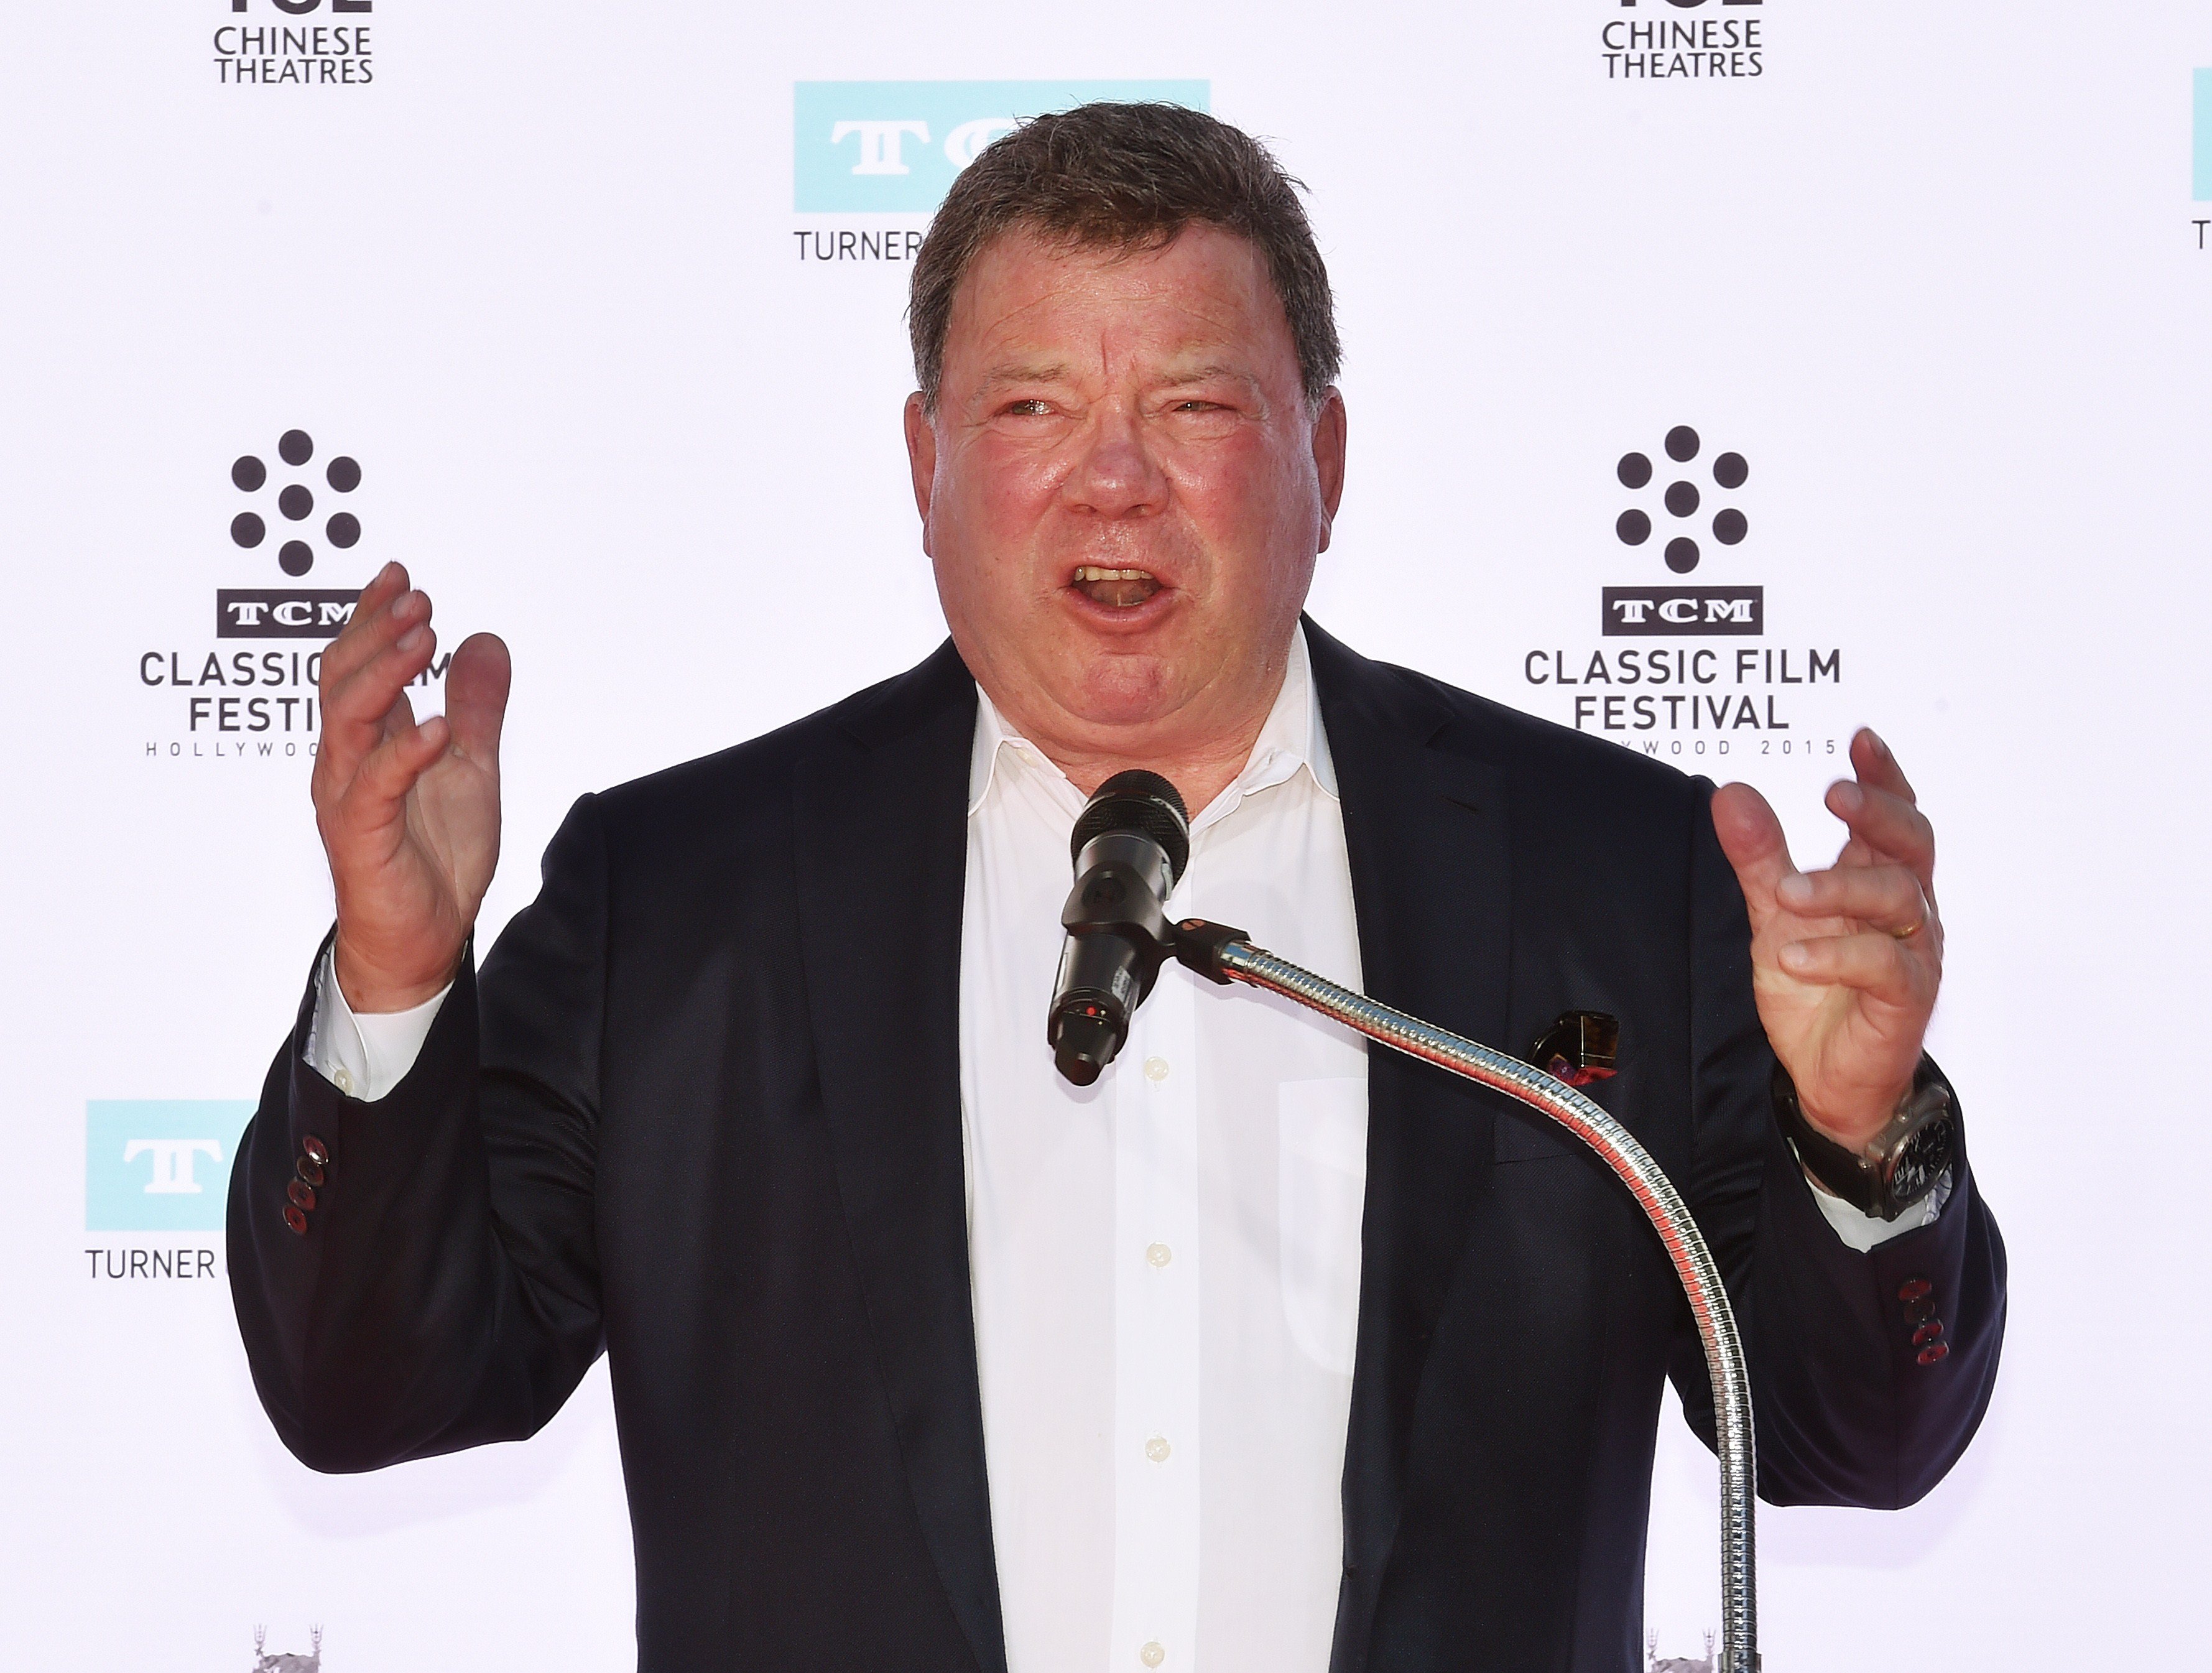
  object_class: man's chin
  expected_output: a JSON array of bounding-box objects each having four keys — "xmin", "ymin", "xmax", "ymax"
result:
[{"xmin": 1053, "ymin": 647, "xmax": 1188, "ymax": 731}]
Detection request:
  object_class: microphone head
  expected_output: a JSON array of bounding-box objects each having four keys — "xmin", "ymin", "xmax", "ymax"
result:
[
  {"xmin": 1052, "ymin": 1004, "xmax": 1119, "ymax": 1087},
  {"xmin": 1070, "ymin": 769, "xmax": 1192, "ymax": 885}
]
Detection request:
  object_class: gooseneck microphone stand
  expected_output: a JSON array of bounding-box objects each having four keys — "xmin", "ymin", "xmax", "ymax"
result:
[
  {"xmin": 1048, "ymin": 772, "xmax": 1756, "ymax": 1671},
  {"xmin": 1167, "ymin": 919, "xmax": 1759, "ymax": 1673}
]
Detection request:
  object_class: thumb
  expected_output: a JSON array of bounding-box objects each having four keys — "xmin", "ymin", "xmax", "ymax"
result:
[
  {"xmin": 1710, "ymin": 781, "xmax": 1797, "ymax": 925},
  {"xmin": 445, "ymin": 633, "xmax": 511, "ymax": 766}
]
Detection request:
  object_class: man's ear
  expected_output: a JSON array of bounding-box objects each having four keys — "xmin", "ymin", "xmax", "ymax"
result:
[
  {"xmin": 1312, "ymin": 387, "xmax": 1347, "ymax": 553},
  {"xmin": 904, "ymin": 392, "xmax": 938, "ymax": 548}
]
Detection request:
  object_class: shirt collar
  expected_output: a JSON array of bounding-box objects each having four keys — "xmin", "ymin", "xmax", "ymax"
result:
[{"xmin": 967, "ymin": 622, "xmax": 1338, "ymax": 822}]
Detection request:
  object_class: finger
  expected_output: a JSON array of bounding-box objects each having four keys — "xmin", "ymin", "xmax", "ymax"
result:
[
  {"xmin": 1776, "ymin": 863, "xmax": 1934, "ymax": 937},
  {"xmin": 348, "ymin": 560, "xmax": 411, "ymax": 631},
  {"xmin": 377, "ymin": 687, "xmax": 417, "ymax": 745},
  {"xmin": 319, "ymin": 570, "xmax": 430, "ymax": 728},
  {"xmin": 318, "ymin": 624, "xmax": 440, "ymax": 790},
  {"xmin": 1778, "ymin": 930, "xmax": 1928, "ymax": 1008},
  {"xmin": 1710, "ymin": 781, "xmax": 1798, "ymax": 925},
  {"xmin": 1851, "ymin": 727, "xmax": 1918, "ymax": 805},
  {"xmin": 320, "ymin": 563, "xmax": 425, "ymax": 693},
  {"xmin": 444, "ymin": 633, "xmax": 511, "ymax": 767},
  {"xmin": 339, "ymin": 713, "xmax": 453, "ymax": 833},
  {"xmin": 1825, "ymin": 779, "xmax": 1936, "ymax": 884}
]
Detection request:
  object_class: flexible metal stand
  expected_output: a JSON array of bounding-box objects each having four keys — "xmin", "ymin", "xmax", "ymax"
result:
[{"xmin": 1168, "ymin": 923, "xmax": 1757, "ymax": 1673}]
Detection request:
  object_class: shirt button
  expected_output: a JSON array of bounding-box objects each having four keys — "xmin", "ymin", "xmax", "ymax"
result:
[
  {"xmin": 1143, "ymin": 1056, "xmax": 1170, "ymax": 1082},
  {"xmin": 1145, "ymin": 1242, "xmax": 1173, "ymax": 1269},
  {"xmin": 1144, "ymin": 1435, "xmax": 1172, "ymax": 1463},
  {"xmin": 333, "ymin": 1067, "xmax": 354, "ymax": 1095},
  {"xmin": 1140, "ymin": 1643, "xmax": 1167, "ymax": 1668}
]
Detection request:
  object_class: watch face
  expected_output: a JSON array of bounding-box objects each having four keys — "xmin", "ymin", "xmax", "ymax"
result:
[{"xmin": 1889, "ymin": 1116, "xmax": 1955, "ymax": 1206}]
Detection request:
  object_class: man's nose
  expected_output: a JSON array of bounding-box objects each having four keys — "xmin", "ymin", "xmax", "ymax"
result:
[{"xmin": 1064, "ymin": 406, "xmax": 1168, "ymax": 519}]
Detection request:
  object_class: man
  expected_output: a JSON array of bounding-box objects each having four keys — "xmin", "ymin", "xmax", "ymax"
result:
[{"xmin": 230, "ymin": 104, "xmax": 2004, "ymax": 1672}]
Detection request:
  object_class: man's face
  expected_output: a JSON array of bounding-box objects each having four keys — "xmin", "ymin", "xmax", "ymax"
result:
[{"xmin": 905, "ymin": 223, "xmax": 1345, "ymax": 767}]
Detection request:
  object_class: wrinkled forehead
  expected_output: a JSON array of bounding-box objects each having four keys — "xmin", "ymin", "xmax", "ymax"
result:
[{"xmin": 942, "ymin": 223, "xmax": 1298, "ymax": 390}]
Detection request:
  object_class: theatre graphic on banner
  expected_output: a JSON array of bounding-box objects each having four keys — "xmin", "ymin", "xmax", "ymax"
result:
[
  {"xmin": 791, "ymin": 80, "xmax": 1210, "ymax": 267},
  {"xmin": 1601, "ymin": 0, "xmax": 1765, "ymax": 83},
  {"xmin": 136, "ymin": 425, "xmax": 438, "ymax": 764},
  {"xmin": 248, "ymin": 1624, "xmax": 327, "ymax": 1671},
  {"xmin": 1520, "ymin": 423, "xmax": 1856, "ymax": 767},
  {"xmin": 83, "ymin": 1101, "xmax": 252, "ymax": 1284},
  {"xmin": 211, "ymin": 0, "xmax": 373, "ymax": 88}
]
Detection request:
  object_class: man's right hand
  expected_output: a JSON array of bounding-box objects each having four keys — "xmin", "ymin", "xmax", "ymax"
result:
[{"xmin": 313, "ymin": 562, "xmax": 512, "ymax": 1014}]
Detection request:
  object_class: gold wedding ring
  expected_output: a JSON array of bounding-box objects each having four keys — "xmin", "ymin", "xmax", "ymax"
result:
[{"xmin": 1890, "ymin": 918, "xmax": 1925, "ymax": 942}]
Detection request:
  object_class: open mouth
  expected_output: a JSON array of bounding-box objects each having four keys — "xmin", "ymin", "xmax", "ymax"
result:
[{"xmin": 1071, "ymin": 565, "xmax": 1163, "ymax": 608}]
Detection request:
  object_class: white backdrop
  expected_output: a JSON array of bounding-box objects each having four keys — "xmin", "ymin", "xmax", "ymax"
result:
[{"xmin": 4, "ymin": 2, "xmax": 2210, "ymax": 1667}]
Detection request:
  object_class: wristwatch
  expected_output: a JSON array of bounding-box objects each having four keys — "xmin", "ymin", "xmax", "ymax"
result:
[{"xmin": 1771, "ymin": 1057, "xmax": 1957, "ymax": 1223}]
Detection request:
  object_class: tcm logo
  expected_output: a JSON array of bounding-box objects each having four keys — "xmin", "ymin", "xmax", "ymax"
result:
[
  {"xmin": 217, "ymin": 590, "xmax": 358, "ymax": 639},
  {"xmin": 1615, "ymin": 1, "xmax": 1759, "ymax": 7},
  {"xmin": 1603, "ymin": 586, "xmax": 1764, "ymax": 637},
  {"xmin": 2196, "ymin": 70, "xmax": 2211, "ymax": 199},
  {"xmin": 231, "ymin": 2, "xmax": 369, "ymax": 11},
  {"xmin": 218, "ymin": 430, "xmax": 364, "ymax": 637},
  {"xmin": 795, "ymin": 80, "xmax": 1210, "ymax": 213},
  {"xmin": 87, "ymin": 1101, "xmax": 255, "ymax": 1231}
]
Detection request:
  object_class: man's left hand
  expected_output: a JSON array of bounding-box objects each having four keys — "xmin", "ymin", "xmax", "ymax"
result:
[{"xmin": 1711, "ymin": 729, "xmax": 1943, "ymax": 1150}]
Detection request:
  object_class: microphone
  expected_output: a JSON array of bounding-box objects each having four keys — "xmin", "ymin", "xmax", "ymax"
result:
[{"xmin": 1048, "ymin": 770, "xmax": 1192, "ymax": 1086}]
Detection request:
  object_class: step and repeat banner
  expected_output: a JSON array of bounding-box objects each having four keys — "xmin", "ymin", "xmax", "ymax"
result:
[{"xmin": 4, "ymin": 2, "xmax": 2208, "ymax": 1667}]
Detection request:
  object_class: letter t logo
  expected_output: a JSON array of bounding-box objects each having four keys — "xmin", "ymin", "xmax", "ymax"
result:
[
  {"xmin": 830, "ymin": 121, "xmax": 931, "ymax": 176},
  {"xmin": 125, "ymin": 1139, "xmax": 223, "ymax": 1194}
]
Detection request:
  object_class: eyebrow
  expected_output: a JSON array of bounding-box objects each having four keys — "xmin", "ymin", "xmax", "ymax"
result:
[
  {"xmin": 973, "ymin": 359, "xmax": 1263, "ymax": 398},
  {"xmin": 974, "ymin": 363, "xmax": 1073, "ymax": 396},
  {"xmin": 1157, "ymin": 362, "xmax": 1259, "ymax": 391}
]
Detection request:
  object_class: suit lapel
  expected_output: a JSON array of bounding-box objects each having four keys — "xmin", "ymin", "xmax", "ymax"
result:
[
  {"xmin": 1306, "ymin": 623, "xmax": 1514, "ymax": 1662},
  {"xmin": 792, "ymin": 641, "xmax": 1007, "ymax": 1673}
]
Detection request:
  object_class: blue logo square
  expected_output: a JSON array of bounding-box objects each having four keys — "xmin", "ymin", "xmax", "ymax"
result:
[
  {"xmin": 2196, "ymin": 70, "xmax": 2212, "ymax": 200},
  {"xmin": 794, "ymin": 80, "xmax": 1211, "ymax": 214},
  {"xmin": 86, "ymin": 1101, "xmax": 256, "ymax": 1232}
]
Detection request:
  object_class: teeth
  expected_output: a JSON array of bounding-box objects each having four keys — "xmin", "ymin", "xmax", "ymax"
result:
[{"xmin": 1073, "ymin": 567, "xmax": 1156, "ymax": 583}]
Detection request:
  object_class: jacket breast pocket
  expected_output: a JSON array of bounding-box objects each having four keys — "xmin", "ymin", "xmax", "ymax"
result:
[{"xmin": 1278, "ymin": 1078, "xmax": 1367, "ymax": 1378}]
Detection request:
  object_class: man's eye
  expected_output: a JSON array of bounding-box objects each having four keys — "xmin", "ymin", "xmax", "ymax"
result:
[
  {"xmin": 1002, "ymin": 399, "xmax": 1053, "ymax": 417},
  {"xmin": 1172, "ymin": 399, "xmax": 1226, "ymax": 413}
]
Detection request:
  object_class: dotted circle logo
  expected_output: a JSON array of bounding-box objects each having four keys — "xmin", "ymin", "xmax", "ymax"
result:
[
  {"xmin": 229, "ymin": 430, "xmax": 362, "ymax": 577},
  {"xmin": 1614, "ymin": 426, "xmax": 1747, "ymax": 575}
]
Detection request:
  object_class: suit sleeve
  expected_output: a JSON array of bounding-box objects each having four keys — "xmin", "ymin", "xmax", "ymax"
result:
[
  {"xmin": 227, "ymin": 794, "xmax": 610, "ymax": 1473},
  {"xmin": 1666, "ymin": 784, "xmax": 2007, "ymax": 1508}
]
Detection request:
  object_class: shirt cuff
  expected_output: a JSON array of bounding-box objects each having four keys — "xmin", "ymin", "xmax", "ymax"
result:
[
  {"xmin": 1801, "ymin": 1156, "xmax": 1952, "ymax": 1252},
  {"xmin": 303, "ymin": 945, "xmax": 452, "ymax": 1103}
]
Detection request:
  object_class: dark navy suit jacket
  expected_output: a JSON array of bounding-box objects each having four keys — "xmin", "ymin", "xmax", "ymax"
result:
[{"xmin": 229, "ymin": 623, "xmax": 2006, "ymax": 1671}]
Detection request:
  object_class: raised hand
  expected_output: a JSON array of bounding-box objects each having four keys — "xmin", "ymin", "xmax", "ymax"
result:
[
  {"xmin": 1710, "ymin": 730, "xmax": 1943, "ymax": 1149},
  {"xmin": 311, "ymin": 562, "xmax": 511, "ymax": 1013}
]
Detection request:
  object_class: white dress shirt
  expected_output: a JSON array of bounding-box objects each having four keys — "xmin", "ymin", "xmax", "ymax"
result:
[
  {"xmin": 955, "ymin": 626, "xmax": 1367, "ymax": 1672},
  {"xmin": 307, "ymin": 624, "xmax": 1936, "ymax": 1672}
]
